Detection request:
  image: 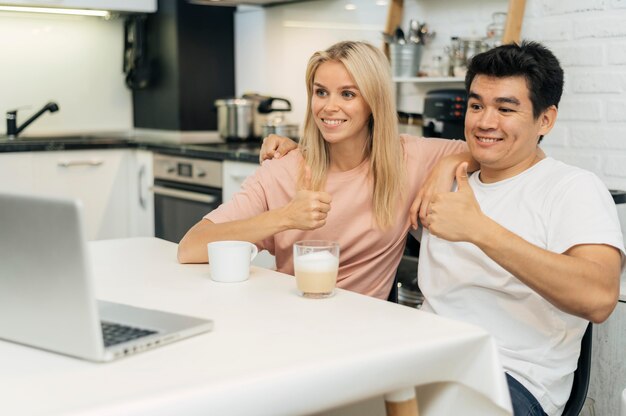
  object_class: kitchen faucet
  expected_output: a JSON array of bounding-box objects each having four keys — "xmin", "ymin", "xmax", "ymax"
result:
[{"xmin": 5, "ymin": 102, "xmax": 59, "ymax": 139}]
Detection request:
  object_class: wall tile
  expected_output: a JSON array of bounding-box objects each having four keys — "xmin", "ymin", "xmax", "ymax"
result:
[
  {"xmin": 542, "ymin": 0, "xmax": 607, "ymax": 15},
  {"xmin": 571, "ymin": 72, "xmax": 624, "ymax": 93},
  {"xmin": 558, "ymin": 98, "xmax": 603, "ymax": 121},
  {"xmin": 552, "ymin": 44, "xmax": 605, "ymax": 67},
  {"xmin": 575, "ymin": 16, "xmax": 626, "ymax": 38},
  {"xmin": 570, "ymin": 126, "xmax": 626, "ymax": 148}
]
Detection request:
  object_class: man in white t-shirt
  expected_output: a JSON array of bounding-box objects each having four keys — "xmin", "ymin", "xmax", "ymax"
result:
[
  {"xmin": 259, "ymin": 41, "xmax": 625, "ymax": 416},
  {"xmin": 414, "ymin": 41, "xmax": 625, "ymax": 416}
]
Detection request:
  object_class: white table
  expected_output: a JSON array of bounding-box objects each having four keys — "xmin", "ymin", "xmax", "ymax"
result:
[{"xmin": 0, "ymin": 238, "xmax": 512, "ymax": 416}]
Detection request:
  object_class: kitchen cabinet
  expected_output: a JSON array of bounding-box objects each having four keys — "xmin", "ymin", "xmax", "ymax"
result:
[
  {"xmin": 222, "ymin": 160, "xmax": 260, "ymax": 202},
  {"xmin": 31, "ymin": 149, "xmax": 132, "ymax": 241},
  {"xmin": 0, "ymin": 0, "xmax": 156, "ymax": 12},
  {"xmin": 127, "ymin": 149, "xmax": 155, "ymax": 238},
  {"xmin": 222, "ymin": 160, "xmax": 276, "ymax": 269},
  {"xmin": 588, "ymin": 300, "xmax": 626, "ymax": 416},
  {"xmin": 0, "ymin": 152, "xmax": 34, "ymax": 193},
  {"xmin": 133, "ymin": 2, "xmax": 234, "ymax": 131},
  {"xmin": 0, "ymin": 148, "xmax": 153, "ymax": 241}
]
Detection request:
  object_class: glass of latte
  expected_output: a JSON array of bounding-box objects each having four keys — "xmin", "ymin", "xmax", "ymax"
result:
[{"xmin": 293, "ymin": 240, "xmax": 340, "ymax": 298}]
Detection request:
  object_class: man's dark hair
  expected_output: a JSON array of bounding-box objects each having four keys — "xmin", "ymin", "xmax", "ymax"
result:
[{"xmin": 465, "ymin": 41, "xmax": 564, "ymax": 120}]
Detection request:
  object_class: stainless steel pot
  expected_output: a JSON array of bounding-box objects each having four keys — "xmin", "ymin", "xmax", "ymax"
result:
[
  {"xmin": 214, "ymin": 98, "xmax": 255, "ymax": 141},
  {"xmin": 215, "ymin": 95, "xmax": 293, "ymax": 141},
  {"xmin": 242, "ymin": 94, "xmax": 292, "ymax": 138},
  {"xmin": 260, "ymin": 123, "xmax": 299, "ymax": 140}
]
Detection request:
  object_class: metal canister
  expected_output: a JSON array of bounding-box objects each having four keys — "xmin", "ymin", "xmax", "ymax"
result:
[{"xmin": 214, "ymin": 98, "xmax": 255, "ymax": 141}]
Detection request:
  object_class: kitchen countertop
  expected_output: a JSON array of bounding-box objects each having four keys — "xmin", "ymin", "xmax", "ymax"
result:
[
  {"xmin": 146, "ymin": 140, "xmax": 261, "ymax": 163},
  {"xmin": 0, "ymin": 132, "xmax": 262, "ymax": 163}
]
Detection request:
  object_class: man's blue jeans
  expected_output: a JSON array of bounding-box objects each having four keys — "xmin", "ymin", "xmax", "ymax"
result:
[{"xmin": 506, "ymin": 373, "xmax": 548, "ymax": 416}]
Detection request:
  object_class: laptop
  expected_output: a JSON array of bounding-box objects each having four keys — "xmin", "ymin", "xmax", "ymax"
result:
[{"xmin": 0, "ymin": 192, "xmax": 213, "ymax": 362}]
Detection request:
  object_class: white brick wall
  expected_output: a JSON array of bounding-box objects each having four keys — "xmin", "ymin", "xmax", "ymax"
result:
[{"xmin": 523, "ymin": 0, "xmax": 626, "ymax": 187}]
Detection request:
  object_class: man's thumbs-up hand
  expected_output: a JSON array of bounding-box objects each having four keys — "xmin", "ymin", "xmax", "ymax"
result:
[
  {"xmin": 425, "ymin": 162, "xmax": 484, "ymax": 243},
  {"xmin": 455, "ymin": 162, "xmax": 471, "ymax": 193}
]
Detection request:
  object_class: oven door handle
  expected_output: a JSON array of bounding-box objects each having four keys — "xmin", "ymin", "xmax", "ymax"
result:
[{"xmin": 150, "ymin": 185, "xmax": 219, "ymax": 204}]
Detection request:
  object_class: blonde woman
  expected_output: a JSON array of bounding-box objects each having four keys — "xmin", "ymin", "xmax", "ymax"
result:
[{"xmin": 177, "ymin": 41, "xmax": 467, "ymax": 300}]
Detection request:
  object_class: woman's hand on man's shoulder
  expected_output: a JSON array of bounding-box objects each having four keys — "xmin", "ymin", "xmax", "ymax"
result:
[{"xmin": 259, "ymin": 134, "xmax": 299, "ymax": 163}]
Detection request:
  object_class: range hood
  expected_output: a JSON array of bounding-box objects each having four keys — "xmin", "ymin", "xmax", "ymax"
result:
[{"xmin": 0, "ymin": 0, "xmax": 156, "ymax": 14}]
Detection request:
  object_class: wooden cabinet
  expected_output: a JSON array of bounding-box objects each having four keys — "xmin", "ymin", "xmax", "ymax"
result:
[{"xmin": 222, "ymin": 160, "xmax": 276, "ymax": 269}]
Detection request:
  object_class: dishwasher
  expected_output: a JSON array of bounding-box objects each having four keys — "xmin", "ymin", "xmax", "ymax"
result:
[{"xmin": 152, "ymin": 153, "xmax": 222, "ymax": 243}]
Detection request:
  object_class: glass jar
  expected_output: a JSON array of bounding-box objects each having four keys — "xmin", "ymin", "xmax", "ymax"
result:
[
  {"xmin": 485, "ymin": 12, "xmax": 507, "ymax": 48},
  {"xmin": 448, "ymin": 36, "xmax": 464, "ymax": 77},
  {"xmin": 461, "ymin": 38, "xmax": 487, "ymax": 64}
]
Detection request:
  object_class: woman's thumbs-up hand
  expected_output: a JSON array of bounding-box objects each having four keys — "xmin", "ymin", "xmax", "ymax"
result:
[{"xmin": 282, "ymin": 165, "xmax": 332, "ymax": 231}]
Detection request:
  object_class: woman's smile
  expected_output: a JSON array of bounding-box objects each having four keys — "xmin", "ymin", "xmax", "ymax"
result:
[{"xmin": 321, "ymin": 118, "xmax": 346, "ymax": 127}]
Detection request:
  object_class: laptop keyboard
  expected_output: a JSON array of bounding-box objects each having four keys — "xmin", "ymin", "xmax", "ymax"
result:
[{"xmin": 101, "ymin": 321, "xmax": 157, "ymax": 347}]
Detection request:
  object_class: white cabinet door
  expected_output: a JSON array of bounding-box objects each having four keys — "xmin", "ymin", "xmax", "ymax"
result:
[
  {"xmin": 0, "ymin": 152, "xmax": 35, "ymax": 193},
  {"xmin": 222, "ymin": 160, "xmax": 276, "ymax": 269},
  {"xmin": 127, "ymin": 149, "xmax": 155, "ymax": 238},
  {"xmin": 30, "ymin": 149, "xmax": 131, "ymax": 241},
  {"xmin": 222, "ymin": 160, "xmax": 260, "ymax": 202},
  {"xmin": 589, "ymin": 300, "xmax": 626, "ymax": 416}
]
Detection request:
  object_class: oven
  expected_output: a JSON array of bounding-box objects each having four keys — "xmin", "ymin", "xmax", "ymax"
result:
[{"xmin": 152, "ymin": 153, "xmax": 223, "ymax": 243}]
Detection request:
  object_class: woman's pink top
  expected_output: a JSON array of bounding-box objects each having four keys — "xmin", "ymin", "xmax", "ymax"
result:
[{"xmin": 206, "ymin": 135, "xmax": 467, "ymax": 299}]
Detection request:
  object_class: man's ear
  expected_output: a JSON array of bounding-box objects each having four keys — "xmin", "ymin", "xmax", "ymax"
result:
[{"xmin": 538, "ymin": 105, "xmax": 558, "ymax": 136}]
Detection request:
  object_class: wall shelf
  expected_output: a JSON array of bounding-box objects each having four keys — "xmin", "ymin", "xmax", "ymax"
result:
[{"xmin": 393, "ymin": 77, "xmax": 464, "ymax": 84}]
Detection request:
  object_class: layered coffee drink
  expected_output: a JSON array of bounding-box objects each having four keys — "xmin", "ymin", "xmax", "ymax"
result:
[{"xmin": 293, "ymin": 241, "xmax": 340, "ymax": 298}]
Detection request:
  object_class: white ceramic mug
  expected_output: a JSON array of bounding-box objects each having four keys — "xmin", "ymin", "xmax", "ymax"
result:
[{"xmin": 208, "ymin": 241, "xmax": 259, "ymax": 283}]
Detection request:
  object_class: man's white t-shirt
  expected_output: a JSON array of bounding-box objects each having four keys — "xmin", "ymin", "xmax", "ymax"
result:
[{"xmin": 418, "ymin": 157, "xmax": 625, "ymax": 416}]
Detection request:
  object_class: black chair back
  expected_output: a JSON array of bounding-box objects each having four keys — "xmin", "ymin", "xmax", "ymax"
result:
[
  {"xmin": 562, "ymin": 323, "xmax": 593, "ymax": 416},
  {"xmin": 387, "ymin": 277, "xmax": 398, "ymax": 303}
]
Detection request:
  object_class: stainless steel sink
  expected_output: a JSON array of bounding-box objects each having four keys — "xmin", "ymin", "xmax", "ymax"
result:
[{"xmin": 2, "ymin": 135, "xmax": 90, "ymax": 141}]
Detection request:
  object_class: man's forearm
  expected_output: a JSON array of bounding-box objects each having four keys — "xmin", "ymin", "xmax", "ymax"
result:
[{"xmin": 473, "ymin": 217, "xmax": 621, "ymax": 323}]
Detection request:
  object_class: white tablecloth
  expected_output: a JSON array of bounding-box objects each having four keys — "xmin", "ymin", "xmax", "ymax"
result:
[{"xmin": 0, "ymin": 238, "xmax": 512, "ymax": 415}]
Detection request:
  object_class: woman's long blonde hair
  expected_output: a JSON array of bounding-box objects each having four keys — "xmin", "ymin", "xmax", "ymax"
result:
[{"xmin": 299, "ymin": 41, "xmax": 404, "ymax": 228}]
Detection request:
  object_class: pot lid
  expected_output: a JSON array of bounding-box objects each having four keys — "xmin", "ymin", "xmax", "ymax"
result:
[{"xmin": 214, "ymin": 98, "xmax": 254, "ymax": 107}]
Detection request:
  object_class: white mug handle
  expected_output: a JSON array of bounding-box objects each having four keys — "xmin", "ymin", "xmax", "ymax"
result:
[{"xmin": 250, "ymin": 243, "xmax": 259, "ymax": 262}]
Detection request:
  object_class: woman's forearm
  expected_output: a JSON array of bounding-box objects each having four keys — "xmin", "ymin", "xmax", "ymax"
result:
[{"xmin": 177, "ymin": 210, "xmax": 290, "ymax": 263}]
